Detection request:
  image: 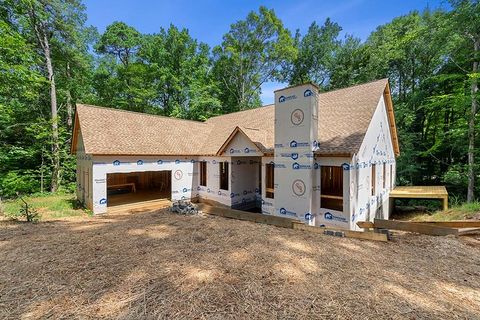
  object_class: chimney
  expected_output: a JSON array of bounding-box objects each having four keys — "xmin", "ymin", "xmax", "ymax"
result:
[{"xmin": 274, "ymin": 83, "xmax": 319, "ymax": 223}]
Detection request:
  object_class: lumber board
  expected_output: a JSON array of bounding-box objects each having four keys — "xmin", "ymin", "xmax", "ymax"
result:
[
  {"xmin": 357, "ymin": 221, "xmax": 375, "ymax": 229},
  {"xmin": 293, "ymin": 222, "xmax": 388, "ymax": 242},
  {"xmin": 457, "ymin": 228, "xmax": 480, "ymax": 236},
  {"xmin": 373, "ymin": 219, "xmax": 458, "ymax": 236},
  {"xmin": 197, "ymin": 204, "xmax": 387, "ymax": 241},
  {"xmin": 410, "ymin": 220, "xmax": 480, "ymax": 228},
  {"xmin": 197, "ymin": 204, "xmax": 295, "ymax": 229}
]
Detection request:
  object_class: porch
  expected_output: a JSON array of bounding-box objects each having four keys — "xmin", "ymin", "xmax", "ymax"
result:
[{"xmin": 389, "ymin": 186, "xmax": 449, "ymax": 211}]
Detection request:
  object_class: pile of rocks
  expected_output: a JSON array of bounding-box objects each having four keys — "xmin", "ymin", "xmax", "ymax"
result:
[{"xmin": 170, "ymin": 200, "xmax": 200, "ymax": 215}]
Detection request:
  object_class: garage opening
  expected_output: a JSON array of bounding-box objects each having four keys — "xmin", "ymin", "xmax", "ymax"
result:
[{"xmin": 107, "ymin": 171, "xmax": 171, "ymax": 208}]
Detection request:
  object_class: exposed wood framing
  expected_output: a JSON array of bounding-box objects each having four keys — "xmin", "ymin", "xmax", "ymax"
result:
[{"xmin": 390, "ymin": 186, "xmax": 449, "ymax": 210}]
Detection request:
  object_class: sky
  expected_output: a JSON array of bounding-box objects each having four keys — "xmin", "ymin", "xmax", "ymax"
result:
[{"xmin": 83, "ymin": 0, "xmax": 448, "ymax": 104}]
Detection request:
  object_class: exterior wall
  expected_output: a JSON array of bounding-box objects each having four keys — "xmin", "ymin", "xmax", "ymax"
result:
[
  {"xmin": 349, "ymin": 95, "xmax": 396, "ymax": 230},
  {"xmin": 196, "ymin": 156, "xmax": 232, "ymax": 207},
  {"xmin": 91, "ymin": 156, "xmax": 199, "ymax": 214},
  {"xmin": 75, "ymin": 131, "xmax": 93, "ymax": 210},
  {"xmin": 274, "ymin": 83, "xmax": 319, "ymax": 224}
]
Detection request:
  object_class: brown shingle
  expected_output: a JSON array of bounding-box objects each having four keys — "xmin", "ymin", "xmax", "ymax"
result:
[{"xmin": 74, "ymin": 79, "xmax": 392, "ymax": 156}]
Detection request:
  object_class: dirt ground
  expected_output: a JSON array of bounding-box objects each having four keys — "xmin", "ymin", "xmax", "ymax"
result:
[{"xmin": 1, "ymin": 209, "xmax": 479, "ymax": 319}]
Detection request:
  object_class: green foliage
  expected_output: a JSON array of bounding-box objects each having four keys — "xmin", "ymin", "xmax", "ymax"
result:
[
  {"xmin": 212, "ymin": 6, "xmax": 296, "ymax": 111},
  {"xmin": 0, "ymin": 171, "xmax": 40, "ymax": 198},
  {"xmin": 286, "ymin": 18, "xmax": 341, "ymax": 87},
  {"xmin": 95, "ymin": 21, "xmax": 142, "ymax": 66},
  {"xmin": 2, "ymin": 193, "xmax": 87, "ymax": 220}
]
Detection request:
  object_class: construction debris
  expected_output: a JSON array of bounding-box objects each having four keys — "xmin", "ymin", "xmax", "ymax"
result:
[{"xmin": 170, "ymin": 200, "xmax": 201, "ymax": 215}]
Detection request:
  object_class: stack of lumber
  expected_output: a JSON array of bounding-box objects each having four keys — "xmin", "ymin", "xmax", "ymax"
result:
[{"xmin": 357, "ymin": 219, "xmax": 480, "ymax": 236}]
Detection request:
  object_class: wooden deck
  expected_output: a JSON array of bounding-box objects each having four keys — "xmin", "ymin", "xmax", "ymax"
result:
[{"xmin": 390, "ymin": 186, "xmax": 448, "ymax": 210}]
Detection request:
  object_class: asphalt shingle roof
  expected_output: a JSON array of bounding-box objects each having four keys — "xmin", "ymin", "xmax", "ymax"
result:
[{"xmin": 74, "ymin": 79, "xmax": 392, "ymax": 156}]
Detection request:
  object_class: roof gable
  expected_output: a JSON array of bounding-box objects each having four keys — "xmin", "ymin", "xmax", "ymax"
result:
[{"xmin": 216, "ymin": 127, "xmax": 264, "ymax": 156}]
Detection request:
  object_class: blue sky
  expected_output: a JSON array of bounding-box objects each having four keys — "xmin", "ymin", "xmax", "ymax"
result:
[{"xmin": 83, "ymin": 0, "xmax": 448, "ymax": 104}]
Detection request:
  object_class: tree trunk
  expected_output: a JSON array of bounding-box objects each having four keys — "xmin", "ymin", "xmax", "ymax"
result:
[
  {"xmin": 66, "ymin": 62, "xmax": 73, "ymax": 129},
  {"xmin": 43, "ymin": 34, "xmax": 61, "ymax": 193},
  {"xmin": 467, "ymin": 39, "xmax": 479, "ymax": 202},
  {"xmin": 28, "ymin": 4, "xmax": 61, "ymax": 193}
]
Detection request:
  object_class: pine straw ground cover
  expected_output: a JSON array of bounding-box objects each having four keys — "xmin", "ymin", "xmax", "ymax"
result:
[{"xmin": 0, "ymin": 210, "xmax": 479, "ymax": 319}]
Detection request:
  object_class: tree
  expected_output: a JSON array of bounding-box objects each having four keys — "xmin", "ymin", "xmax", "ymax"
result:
[
  {"xmin": 95, "ymin": 21, "xmax": 142, "ymax": 66},
  {"xmin": 94, "ymin": 22, "xmax": 148, "ymax": 111},
  {"xmin": 450, "ymin": 0, "xmax": 480, "ymax": 202},
  {"xmin": 212, "ymin": 6, "xmax": 296, "ymax": 111},
  {"xmin": 286, "ymin": 19, "xmax": 341, "ymax": 87},
  {"xmin": 16, "ymin": 0, "xmax": 90, "ymax": 192},
  {"xmin": 139, "ymin": 25, "xmax": 221, "ymax": 118},
  {"xmin": 329, "ymin": 35, "xmax": 370, "ymax": 89}
]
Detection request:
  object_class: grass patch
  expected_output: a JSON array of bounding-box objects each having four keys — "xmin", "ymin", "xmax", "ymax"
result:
[
  {"xmin": 404, "ymin": 201, "xmax": 480, "ymax": 222},
  {"xmin": 1, "ymin": 193, "xmax": 88, "ymax": 221}
]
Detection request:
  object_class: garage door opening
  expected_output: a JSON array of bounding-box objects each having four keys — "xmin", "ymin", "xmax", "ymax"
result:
[{"xmin": 107, "ymin": 171, "xmax": 171, "ymax": 208}]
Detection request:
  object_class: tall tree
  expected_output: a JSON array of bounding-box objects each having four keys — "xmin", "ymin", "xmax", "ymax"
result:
[
  {"xmin": 16, "ymin": 0, "xmax": 89, "ymax": 192},
  {"xmin": 212, "ymin": 6, "xmax": 296, "ymax": 111},
  {"xmin": 450, "ymin": 0, "xmax": 480, "ymax": 202}
]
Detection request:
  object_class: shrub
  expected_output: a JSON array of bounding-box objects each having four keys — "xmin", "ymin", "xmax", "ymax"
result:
[
  {"xmin": 6, "ymin": 198, "xmax": 40, "ymax": 222},
  {"xmin": 0, "ymin": 171, "xmax": 40, "ymax": 198}
]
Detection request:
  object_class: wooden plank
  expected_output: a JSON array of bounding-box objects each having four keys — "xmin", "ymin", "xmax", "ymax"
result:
[
  {"xmin": 197, "ymin": 203, "xmax": 295, "ymax": 229},
  {"xmin": 410, "ymin": 220, "xmax": 480, "ymax": 228},
  {"xmin": 357, "ymin": 221, "xmax": 375, "ymax": 229},
  {"xmin": 442, "ymin": 196, "xmax": 448, "ymax": 210},
  {"xmin": 197, "ymin": 204, "xmax": 388, "ymax": 241},
  {"xmin": 293, "ymin": 222, "xmax": 388, "ymax": 242},
  {"xmin": 373, "ymin": 219, "xmax": 458, "ymax": 236},
  {"xmin": 457, "ymin": 228, "xmax": 480, "ymax": 236}
]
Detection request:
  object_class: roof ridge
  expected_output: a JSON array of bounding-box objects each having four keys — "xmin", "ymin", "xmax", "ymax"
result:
[
  {"xmin": 76, "ymin": 104, "xmax": 210, "ymax": 125},
  {"xmin": 319, "ymin": 78, "xmax": 388, "ymax": 95}
]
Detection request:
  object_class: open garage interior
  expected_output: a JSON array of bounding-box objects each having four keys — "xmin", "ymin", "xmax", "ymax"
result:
[{"xmin": 106, "ymin": 171, "xmax": 171, "ymax": 209}]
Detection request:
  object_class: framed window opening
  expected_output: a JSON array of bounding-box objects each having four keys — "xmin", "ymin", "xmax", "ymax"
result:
[
  {"xmin": 320, "ymin": 166, "xmax": 343, "ymax": 211},
  {"xmin": 265, "ymin": 163, "xmax": 274, "ymax": 199},
  {"xmin": 199, "ymin": 161, "xmax": 207, "ymax": 187},
  {"xmin": 219, "ymin": 162, "xmax": 229, "ymax": 190}
]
